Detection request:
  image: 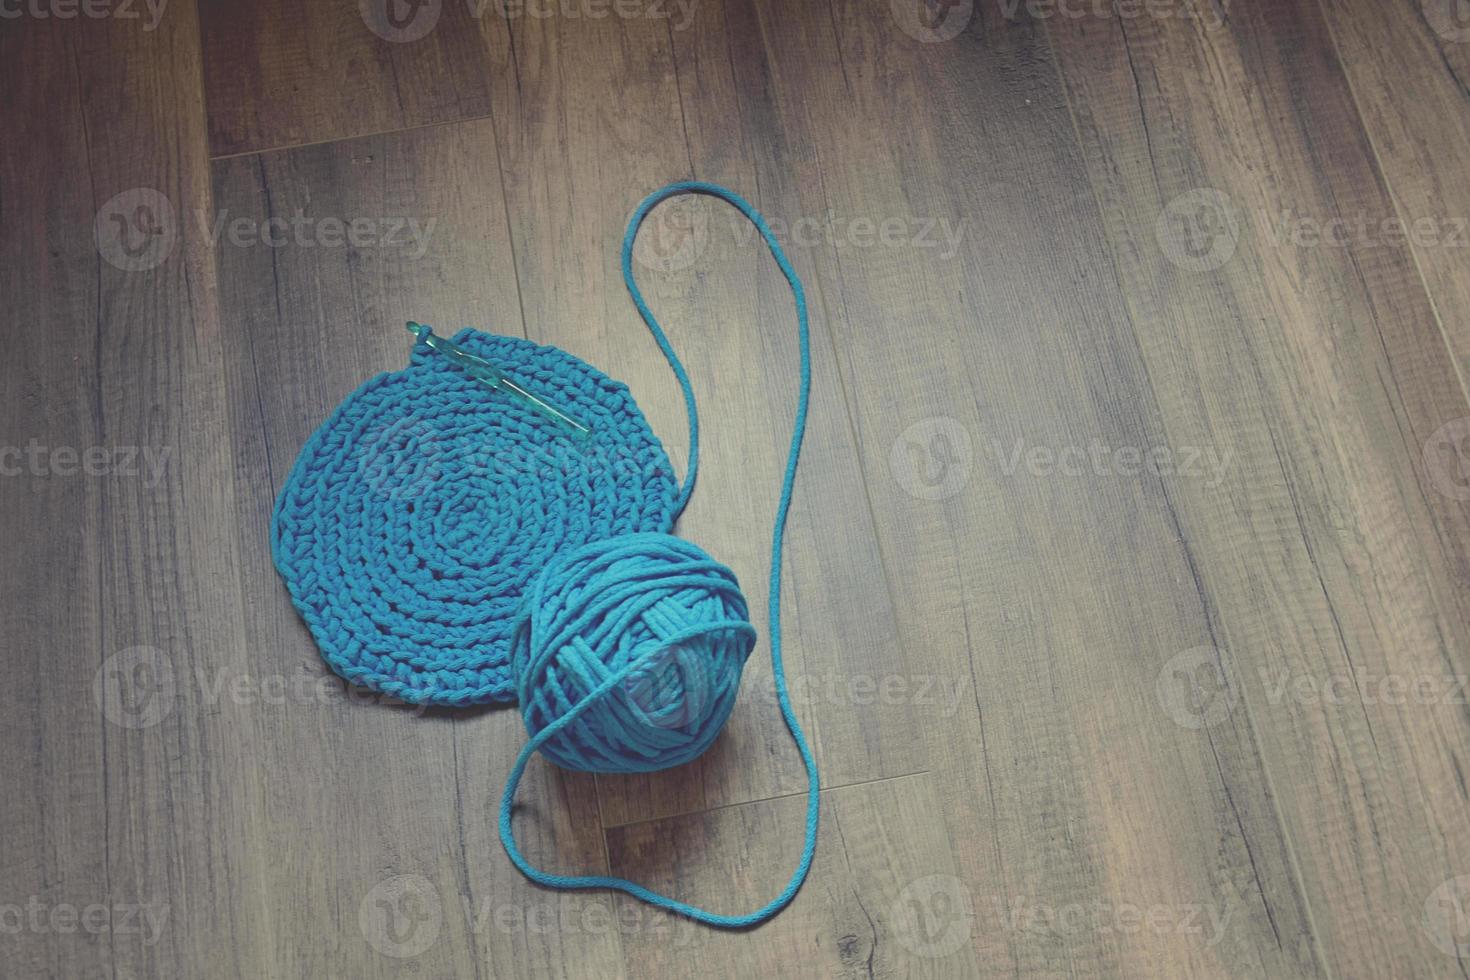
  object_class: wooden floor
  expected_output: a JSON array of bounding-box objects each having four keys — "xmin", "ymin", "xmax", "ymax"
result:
[{"xmin": 5, "ymin": 0, "xmax": 1470, "ymax": 976}]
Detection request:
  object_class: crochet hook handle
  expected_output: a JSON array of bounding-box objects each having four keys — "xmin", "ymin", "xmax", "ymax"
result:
[{"xmin": 406, "ymin": 322, "xmax": 591, "ymax": 439}]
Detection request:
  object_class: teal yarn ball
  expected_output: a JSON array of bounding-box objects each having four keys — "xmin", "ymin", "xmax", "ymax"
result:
[{"xmin": 510, "ymin": 532, "xmax": 757, "ymax": 773}]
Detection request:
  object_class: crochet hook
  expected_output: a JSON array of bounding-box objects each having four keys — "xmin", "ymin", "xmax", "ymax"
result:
[{"xmin": 406, "ymin": 322, "xmax": 591, "ymax": 439}]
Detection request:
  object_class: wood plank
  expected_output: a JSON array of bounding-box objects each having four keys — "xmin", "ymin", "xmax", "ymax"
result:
[
  {"xmin": 0, "ymin": 7, "xmax": 271, "ymax": 978},
  {"xmin": 1324, "ymin": 0, "xmax": 1470, "ymax": 392},
  {"xmin": 209, "ymin": 120, "xmax": 624, "ymax": 977},
  {"xmin": 0, "ymin": 20, "xmax": 112, "ymax": 979},
  {"xmin": 694, "ymin": 1, "xmax": 1318, "ymax": 975},
  {"xmin": 1047, "ymin": 0, "xmax": 1470, "ymax": 974},
  {"xmin": 199, "ymin": 0, "xmax": 496, "ymax": 156}
]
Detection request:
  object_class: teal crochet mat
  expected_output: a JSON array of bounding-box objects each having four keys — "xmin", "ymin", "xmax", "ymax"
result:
[{"xmin": 271, "ymin": 330, "xmax": 679, "ymax": 706}]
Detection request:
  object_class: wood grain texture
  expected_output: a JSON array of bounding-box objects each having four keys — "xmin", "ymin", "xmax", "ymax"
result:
[
  {"xmin": 210, "ymin": 120, "xmax": 628, "ymax": 978},
  {"xmin": 732, "ymin": 2, "xmax": 1311, "ymax": 974},
  {"xmin": 199, "ymin": 0, "xmax": 496, "ymax": 156},
  {"xmin": 5, "ymin": 0, "xmax": 1470, "ymax": 976},
  {"xmin": 1047, "ymin": 0, "xmax": 1470, "ymax": 974},
  {"xmin": 605, "ymin": 774, "xmax": 978, "ymax": 978},
  {"xmin": 1324, "ymin": 0, "xmax": 1470, "ymax": 392},
  {"xmin": 0, "ymin": 5, "xmax": 260, "ymax": 978}
]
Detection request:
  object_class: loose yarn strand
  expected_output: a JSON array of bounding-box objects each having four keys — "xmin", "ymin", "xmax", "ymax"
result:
[{"xmin": 497, "ymin": 181, "xmax": 821, "ymax": 928}]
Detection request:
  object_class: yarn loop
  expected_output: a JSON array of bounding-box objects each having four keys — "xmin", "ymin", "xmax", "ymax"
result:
[{"xmin": 498, "ymin": 181, "xmax": 822, "ymax": 930}]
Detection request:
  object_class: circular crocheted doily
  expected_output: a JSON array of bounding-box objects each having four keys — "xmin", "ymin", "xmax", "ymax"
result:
[{"xmin": 271, "ymin": 329, "xmax": 679, "ymax": 706}]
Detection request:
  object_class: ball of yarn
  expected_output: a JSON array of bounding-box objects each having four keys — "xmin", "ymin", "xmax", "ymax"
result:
[
  {"xmin": 511, "ymin": 532, "xmax": 757, "ymax": 773},
  {"xmin": 272, "ymin": 330, "xmax": 678, "ymax": 706}
]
